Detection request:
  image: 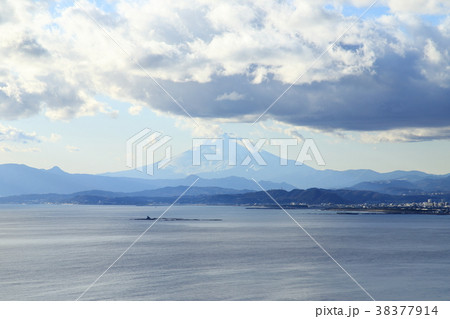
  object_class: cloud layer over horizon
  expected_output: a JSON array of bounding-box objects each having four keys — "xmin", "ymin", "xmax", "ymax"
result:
[{"xmin": 1, "ymin": 0, "xmax": 450, "ymax": 141}]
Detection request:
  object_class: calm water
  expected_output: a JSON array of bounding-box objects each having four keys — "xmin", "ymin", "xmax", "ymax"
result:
[{"xmin": 0, "ymin": 205, "xmax": 449, "ymax": 301}]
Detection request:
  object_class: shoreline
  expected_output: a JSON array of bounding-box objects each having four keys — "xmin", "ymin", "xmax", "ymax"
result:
[{"xmin": 327, "ymin": 207, "xmax": 450, "ymax": 215}]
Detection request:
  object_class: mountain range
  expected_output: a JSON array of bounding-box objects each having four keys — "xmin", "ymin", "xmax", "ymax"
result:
[
  {"xmin": 0, "ymin": 139, "xmax": 449, "ymax": 198},
  {"xmin": 104, "ymin": 136, "xmax": 449, "ymax": 190},
  {"xmin": 0, "ymin": 163, "xmax": 292, "ymax": 197}
]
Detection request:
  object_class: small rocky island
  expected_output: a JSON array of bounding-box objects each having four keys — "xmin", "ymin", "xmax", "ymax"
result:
[{"xmin": 133, "ymin": 216, "xmax": 222, "ymax": 222}]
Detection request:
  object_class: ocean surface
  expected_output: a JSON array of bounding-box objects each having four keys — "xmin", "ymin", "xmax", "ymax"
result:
[{"xmin": 0, "ymin": 205, "xmax": 449, "ymax": 301}]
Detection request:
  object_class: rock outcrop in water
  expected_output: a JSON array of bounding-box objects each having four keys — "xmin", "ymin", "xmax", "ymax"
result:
[{"xmin": 132, "ymin": 216, "xmax": 222, "ymax": 222}]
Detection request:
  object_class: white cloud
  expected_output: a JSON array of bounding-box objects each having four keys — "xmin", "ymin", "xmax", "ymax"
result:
[
  {"xmin": 215, "ymin": 91, "xmax": 246, "ymax": 101},
  {"xmin": 424, "ymin": 39, "xmax": 443, "ymax": 64},
  {"xmin": 0, "ymin": 124, "xmax": 39, "ymax": 143},
  {"xmin": 0, "ymin": 145, "xmax": 40, "ymax": 153},
  {"xmin": 175, "ymin": 117, "xmax": 223, "ymax": 138},
  {"xmin": 345, "ymin": 0, "xmax": 450, "ymax": 14},
  {"xmin": 359, "ymin": 127, "xmax": 450, "ymax": 143},
  {"xmin": 258, "ymin": 120, "xmax": 334, "ymax": 143},
  {"xmin": 421, "ymin": 39, "xmax": 450, "ymax": 87},
  {"xmin": 386, "ymin": 0, "xmax": 450, "ymax": 15},
  {"xmin": 258, "ymin": 120, "xmax": 450, "ymax": 144},
  {"xmin": 66, "ymin": 145, "xmax": 80, "ymax": 152},
  {"xmin": 128, "ymin": 105, "xmax": 143, "ymax": 115},
  {"xmin": 41, "ymin": 133, "xmax": 62, "ymax": 143}
]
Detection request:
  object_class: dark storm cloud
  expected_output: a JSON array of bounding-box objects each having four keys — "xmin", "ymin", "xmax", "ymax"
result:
[{"xmin": 123, "ymin": 52, "xmax": 450, "ymax": 132}]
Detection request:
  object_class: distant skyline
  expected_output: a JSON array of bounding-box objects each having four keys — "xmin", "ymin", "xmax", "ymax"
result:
[{"xmin": 1, "ymin": 0, "xmax": 449, "ymax": 175}]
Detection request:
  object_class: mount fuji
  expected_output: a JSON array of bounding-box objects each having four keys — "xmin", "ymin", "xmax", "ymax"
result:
[{"xmin": 103, "ymin": 135, "xmax": 447, "ymax": 190}]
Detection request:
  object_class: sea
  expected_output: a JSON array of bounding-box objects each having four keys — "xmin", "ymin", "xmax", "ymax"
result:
[{"xmin": 0, "ymin": 204, "xmax": 449, "ymax": 301}]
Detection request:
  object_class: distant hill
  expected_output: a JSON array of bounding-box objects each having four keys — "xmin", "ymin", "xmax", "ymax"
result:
[
  {"xmin": 193, "ymin": 188, "xmax": 399, "ymax": 206},
  {"xmin": 348, "ymin": 180, "xmax": 421, "ymax": 195},
  {"xmin": 72, "ymin": 186, "xmax": 253, "ymax": 198},
  {"xmin": 1, "ymin": 187, "xmax": 448, "ymax": 206},
  {"xmin": 416, "ymin": 176, "xmax": 450, "ymax": 192},
  {"xmin": 0, "ymin": 164, "xmax": 293, "ymax": 197},
  {"xmin": 0, "ymin": 186, "xmax": 252, "ymax": 204},
  {"xmin": 349, "ymin": 177, "xmax": 450, "ymax": 195}
]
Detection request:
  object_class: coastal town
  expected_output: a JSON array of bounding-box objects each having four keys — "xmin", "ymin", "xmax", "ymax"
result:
[{"xmin": 321, "ymin": 199, "xmax": 450, "ymax": 215}]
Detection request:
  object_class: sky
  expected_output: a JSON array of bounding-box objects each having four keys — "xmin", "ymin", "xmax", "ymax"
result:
[{"xmin": 0, "ymin": 0, "xmax": 449, "ymax": 175}]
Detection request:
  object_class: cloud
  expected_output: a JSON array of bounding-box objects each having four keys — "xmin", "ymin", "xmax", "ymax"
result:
[
  {"xmin": 259, "ymin": 121, "xmax": 309, "ymax": 142},
  {"xmin": 128, "ymin": 105, "xmax": 143, "ymax": 115},
  {"xmin": 0, "ymin": 145, "xmax": 40, "ymax": 153},
  {"xmin": 0, "ymin": 124, "xmax": 59, "ymax": 155},
  {"xmin": 344, "ymin": 0, "xmax": 450, "ymax": 15},
  {"xmin": 421, "ymin": 39, "xmax": 450, "ymax": 87},
  {"xmin": 41, "ymin": 133, "xmax": 62, "ymax": 143},
  {"xmin": 215, "ymin": 91, "xmax": 246, "ymax": 101},
  {"xmin": 0, "ymin": 124, "xmax": 39, "ymax": 143},
  {"xmin": 359, "ymin": 127, "xmax": 450, "ymax": 143},
  {"xmin": 175, "ymin": 116, "xmax": 223, "ymax": 138},
  {"xmin": 386, "ymin": 0, "xmax": 450, "ymax": 15},
  {"xmin": 0, "ymin": 0, "xmax": 449, "ymax": 140},
  {"xmin": 66, "ymin": 145, "xmax": 80, "ymax": 152}
]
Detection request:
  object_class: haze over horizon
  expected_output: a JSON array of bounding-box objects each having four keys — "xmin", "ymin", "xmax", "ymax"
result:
[{"xmin": 1, "ymin": 0, "xmax": 449, "ymax": 175}]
